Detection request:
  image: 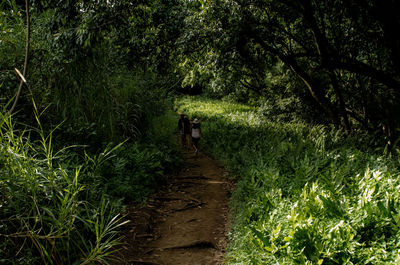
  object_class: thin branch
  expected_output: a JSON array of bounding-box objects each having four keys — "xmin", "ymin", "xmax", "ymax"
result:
[
  {"xmin": 9, "ymin": 0, "xmax": 30, "ymax": 115},
  {"xmin": 240, "ymin": 80, "xmax": 263, "ymax": 95}
]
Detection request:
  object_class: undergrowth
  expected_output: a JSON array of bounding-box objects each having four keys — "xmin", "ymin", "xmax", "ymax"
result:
[
  {"xmin": 176, "ymin": 96, "xmax": 400, "ymax": 264},
  {"xmin": 0, "ymin": 106, "xmax": 182, "ymax": 264},
  {"xmin": 0, "ymin": 108, "xmax": 127, "ymax": 264},
  {"xmin": 94, "ymin": 109, "xmax": 183, "ymax": 201}
]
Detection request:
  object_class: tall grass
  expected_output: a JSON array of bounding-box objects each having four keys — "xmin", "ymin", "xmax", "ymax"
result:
[
  {"xmin": 0, "ymin": 108, "xmax": 127, "ymax": 264},
  {"xmin": 176, "ymin": 96, "xmax": 400, "ymax": 264}
]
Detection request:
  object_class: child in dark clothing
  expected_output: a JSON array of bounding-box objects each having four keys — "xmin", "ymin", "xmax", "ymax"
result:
[
  {"xmin": 178, "ymin": 114, "xmax": 185, "ymax": 147},
  {"xmin": 183, "ymin": 115, "xmax": 191, "ymax": 148}
]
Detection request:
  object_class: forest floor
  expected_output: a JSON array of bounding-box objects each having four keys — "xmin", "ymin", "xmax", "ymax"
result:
[{"xmin": 117, "ymin": 147, "xmax": 232, "ymax": 265}]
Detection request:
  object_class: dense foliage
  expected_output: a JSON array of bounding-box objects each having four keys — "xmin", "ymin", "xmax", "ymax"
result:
[
  {"xmin": 0, "ymin": 109, "xmax": 125, "ymax": 264},
  {"xmin": 2, "ymin": 0, "xmax": 400, "ymax": 263},
  {"xmin": 177, "ymin": 96, "xmax": 400, "ymax": 264},
  {"xmin": 3, "ymin": 0, "xmax": 400, "ymax": 145},
  {"xmin": 0, "ymin": 107, "xmax": 181, "ymax": 264},
  {"xmin": 1, "ymin": 1, "xmax": 183, "ymax": 263},
  {"xmin": 178, "ymin": 0, "xmax": 400, "ymax": 148},
  {"xmin": 1, "ymin": 0, "xmax": 188, "ymax": 144}
]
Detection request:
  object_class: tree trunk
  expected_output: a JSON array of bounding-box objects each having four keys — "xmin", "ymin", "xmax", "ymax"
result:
[
  {"xmin": 329, "ymin": 71, "xmax": 351, "ymax": 133},
  {"xmin": 252, "ymin": 35, "xmax": 341, "ymax": 127}
]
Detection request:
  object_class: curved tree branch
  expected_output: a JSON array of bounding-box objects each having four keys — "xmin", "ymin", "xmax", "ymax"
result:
[{"xmin": 9, "ymin": 0, "xmax": 30, "ymax": 115}]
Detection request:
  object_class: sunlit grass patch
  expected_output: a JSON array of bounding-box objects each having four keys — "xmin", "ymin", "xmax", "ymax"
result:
[
  {"xmin": 176, "ymin": 95, "xmax": 400, "ymax": 265},
  {"xmin": 175, "ymin": 96, "xmax": 260, "ymax": 126}
]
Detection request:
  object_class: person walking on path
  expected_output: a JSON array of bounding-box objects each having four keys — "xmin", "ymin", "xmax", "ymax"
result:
[
  {"xmin": 178, "ymin": 114, "xmax": 186, "ymax": 147},
  {"xmin": 183, "ymin": 115, "xmax": 191, "ymax": 149},
  {"xmin": 191, "ymin": 118, "xmax": 202, "ymax": 156}
]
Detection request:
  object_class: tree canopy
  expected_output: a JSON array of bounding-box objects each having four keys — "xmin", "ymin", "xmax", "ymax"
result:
[
  {"xmin": 177, "ymin": 0, "xmax": 400, "ymax": 146},
  {"xmin": 1, "ymin": 0, "xmax": 400, "ymax": 143}
]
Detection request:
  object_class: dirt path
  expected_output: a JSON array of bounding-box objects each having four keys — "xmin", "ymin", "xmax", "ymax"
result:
[{"xmin": 118, "ymin": 149, "xmax": 231, "ymax": 265}]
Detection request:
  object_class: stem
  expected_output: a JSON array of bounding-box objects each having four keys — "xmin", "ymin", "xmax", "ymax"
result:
[{"xmin": 9, "ymin": 0, "xmax": 30, "ymax": 115}]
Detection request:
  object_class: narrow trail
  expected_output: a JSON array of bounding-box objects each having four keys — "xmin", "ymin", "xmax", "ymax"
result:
[{"xmin": 118, "ymin": 148, "xmax": 231, "ymax": 265}]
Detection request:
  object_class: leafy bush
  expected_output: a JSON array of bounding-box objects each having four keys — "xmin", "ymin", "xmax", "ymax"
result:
[
  {"xmin": 176, "ymin": 96, "xmax": 400, "ymax": 264},
  {"xmin": 95, "ymin": 142, "xmax": 181, "ymax": 201},
  {"xmin": 84, "ymin": 109, "xmax": 183, "ymax": 202}
]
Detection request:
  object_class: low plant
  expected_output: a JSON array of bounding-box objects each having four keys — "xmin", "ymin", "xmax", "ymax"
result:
[{"xmin": 176, "ymin": 96, "xmax": 400, "ymax": 264}]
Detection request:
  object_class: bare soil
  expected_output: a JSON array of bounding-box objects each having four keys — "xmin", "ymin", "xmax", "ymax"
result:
[{"xmin": 117, "ymin": 149, "xmax": 231, "ymax": 265}]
